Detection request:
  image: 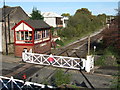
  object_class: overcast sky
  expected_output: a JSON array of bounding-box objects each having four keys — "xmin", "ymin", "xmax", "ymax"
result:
[{"xmin": 0, "ymin": 1, "xmax": 118, "ymax": 15}]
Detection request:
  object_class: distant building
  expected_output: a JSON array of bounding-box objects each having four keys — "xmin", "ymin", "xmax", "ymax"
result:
[
  {"xmin": 12, "ymin": 20, "xmax": 51, "ymax": 57},
  {"xmin": 42, "ymin": 12, "xmax": 63, "ymax": 28},
  {"xmin": 0, "ymin": 6, "xmax": 29, "ymax": 53},
  {"xmin": 62, "ymin": 16, "xmax": 69, "ymax": 28}
]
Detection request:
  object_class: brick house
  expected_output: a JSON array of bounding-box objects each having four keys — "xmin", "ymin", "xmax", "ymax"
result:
[
  {"xmin": 0, "ymin": 6, "xmax": 29, "ymax": 54},
  {"xmin": 12, "ymin": 20, "xmax": 51, "ymax": 57}
]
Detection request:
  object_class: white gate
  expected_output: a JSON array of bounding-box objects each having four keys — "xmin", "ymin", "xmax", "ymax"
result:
[
  {"xmin": 22, "ymin": 50, "xmax": 94, "ymax": 72},
  {"xmin": 0, "ymin": 76, "xmax": 53, "ymax": 89}
]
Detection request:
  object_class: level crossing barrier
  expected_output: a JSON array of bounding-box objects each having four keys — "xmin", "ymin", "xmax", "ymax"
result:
[{"xmin": 22, "ymin": 49, "xmax": 94, "ymax": 72}]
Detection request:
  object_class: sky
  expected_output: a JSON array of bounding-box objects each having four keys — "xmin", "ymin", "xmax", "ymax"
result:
[{"xmin": 0, "ymin": 0, "xmax": 119, "ymax": 16}]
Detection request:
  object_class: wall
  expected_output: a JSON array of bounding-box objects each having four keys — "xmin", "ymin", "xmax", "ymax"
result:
[
  {"xmin": 0, "ymin": 22, "xmax": 2, "ymax": 52},
  {"xmin": 15, "ymin": 45, "xmax": 33, "ymax": 57},
  {"xmin": 34, "ymin": 41, "xmax": 51, "ymax": 54},
  {"xmin": 44, "ymin": 17, "xmax": 56, "ymax": 27},
  {"xmin": 2, "ymin": 7, "xmax": 29, "ymax": 54},
  {"xmin": 15, "ymin": 40, "xmax": 51, "ymax": 57}
]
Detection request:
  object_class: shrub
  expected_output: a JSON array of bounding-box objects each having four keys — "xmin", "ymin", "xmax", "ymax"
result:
[
  {"xmin": 55, "ymin": 39, "xmax": 64, "ymax": 46},
  {"xmin": 50, "ymin": 69, "xmax": 71, "ymax": 87}
]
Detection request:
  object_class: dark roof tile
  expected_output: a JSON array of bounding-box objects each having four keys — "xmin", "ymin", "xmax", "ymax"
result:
[{"xmin": 24, "ymin": 20, "xmax": 51, "ymax": 29}]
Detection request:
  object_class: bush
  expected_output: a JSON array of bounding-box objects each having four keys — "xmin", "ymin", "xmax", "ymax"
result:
[
  {"xmin": 55, "ymin": 39, "xmax": 64, "ymax": 46},
  {"xmin": 57, "ymin": 8, "xmax": 106, "ymax": 41},
  {"xmin": 50, "ymin": 69, "xmax": 71, "ymax": 87}
]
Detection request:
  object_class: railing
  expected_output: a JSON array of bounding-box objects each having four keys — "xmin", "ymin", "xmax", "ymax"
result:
[
  {"xmin": 0, "ymin": 76, "xmax": 53, "ymax": 89},
  {"xmin": 22, "ymin": 50, "xmax": 94, "ymax": 72}
]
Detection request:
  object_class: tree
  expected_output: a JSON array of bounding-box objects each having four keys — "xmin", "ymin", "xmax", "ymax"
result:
[
  {"xmin": 30, "ymin": 7, "xmax": 44, "ymax": 20},
  {"xmin": 61, "ymin": 13, "xmax": 70, "ymax": 17},
  {"xmin": 75, "ymin": 8, "xmax": 92, "ymax": 15},
  {"xmin": 97, "ymin": 13, "xmax": 106, "ymax": 25},
  {"xmin": 3, "ymin": 5, "xmax": 11, "ymax": 8},
  {"xmin": 57, "ymin": 8, "xmax": 106, "ymax": 40}
]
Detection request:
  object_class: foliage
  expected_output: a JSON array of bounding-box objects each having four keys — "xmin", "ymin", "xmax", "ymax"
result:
[
  {"xmin": 3, "ymin": 5, "xmax": 11, "ymax": 8},
  {"xmin": 94, "ymin": 41, "xmax": 120, "ymax": 66},
  {"xmin": 57, "ymin": 8, "xmax": 106, "ymax": 41},
  {"xmin": 55, "ymin": 39, "xmax": 64, "ymax": 46},
  {"xmin": 50, "ymin": 69, "xmax": 71, "ymax": 87},
  {"xmin": 30, "ymin": 7, "xmax": 44, "ymax": 20},
  {"xmin": 75, "ymin": 8, "xmax": 92, "ymax": 15},
  {"xmin": 61, "ymin": 13, "xmax": 70, "ymax": 17},
  {"xmin": 94, "ymin": 56, "xmax": 105, "ymax": 66}
]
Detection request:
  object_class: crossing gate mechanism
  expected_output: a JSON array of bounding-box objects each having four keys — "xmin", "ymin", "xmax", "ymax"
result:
[{"xmin": 22, "ymin": 50, "xmax": 94, "ymax": 72}]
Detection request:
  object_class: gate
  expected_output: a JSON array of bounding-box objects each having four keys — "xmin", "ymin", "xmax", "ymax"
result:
[
  {"xmin": 0, "ymin": 76, "xmax": 53, "ymax": 89},
  {"xmin": 22, "ymin": 50, "xmax": 94, "ymax": 72}
]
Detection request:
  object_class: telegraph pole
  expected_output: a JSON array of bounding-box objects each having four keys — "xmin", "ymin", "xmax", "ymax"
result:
[
  {"xmin": 88, "ymin": 35, "xmax": 90, "ymax": 55},
  {"xmin": 3, "ymin": 0, "xmax": 8, "ymax": 55}
]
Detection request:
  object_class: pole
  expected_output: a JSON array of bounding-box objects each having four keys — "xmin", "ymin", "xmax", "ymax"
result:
[
  {"xmin": 3, "ymin": 0, "xmax": 8, "ymax": 55},
  {"xmin": 8, "ymin": 14, "xmax": 11, "ymax": 43},
  {"xmin": 0, "ymin": 22, "xmax": 2, "ymax": 53},
  {"xmin": 88, "ymin": 35, "xmax": 90, "ymax": 55}
]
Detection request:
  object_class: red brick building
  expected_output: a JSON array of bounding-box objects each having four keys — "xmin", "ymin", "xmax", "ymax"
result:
[{"xmin": 12, "ymin": 20, "xmax": 51, "ymax": 57}]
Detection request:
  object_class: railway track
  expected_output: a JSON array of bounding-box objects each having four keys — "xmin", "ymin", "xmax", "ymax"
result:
[{"xmin": 54, "ymin": 28, "xmax": 104, "ymax": 58}]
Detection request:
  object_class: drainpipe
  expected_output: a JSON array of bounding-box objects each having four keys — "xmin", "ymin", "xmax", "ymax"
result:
[{"xmin": 0, "ymin": 22, "xmax": 2, "ymax": 53}]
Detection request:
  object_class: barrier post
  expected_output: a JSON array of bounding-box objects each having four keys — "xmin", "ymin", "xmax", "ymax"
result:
[
  {"xmin": 22, "ymin": 49, "xmax": 27, "ymax": 62},
  {"xmin": 85, "ymin": 55, "xmax": 93, "ymax": 73}
]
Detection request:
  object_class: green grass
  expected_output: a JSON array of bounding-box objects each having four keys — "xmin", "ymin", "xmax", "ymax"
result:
[
  {"xmin": 94, "ymin": 44, "xmax": 120, "ymax": 66},
  {"xmin": 94, "ymin": 56, "xmax": 106, "ymax": 66}
]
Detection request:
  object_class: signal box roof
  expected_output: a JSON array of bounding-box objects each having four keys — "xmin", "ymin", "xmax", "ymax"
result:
[{"xmin": 12, "ymin": 20, "xmax": 51, "ymax": 30}]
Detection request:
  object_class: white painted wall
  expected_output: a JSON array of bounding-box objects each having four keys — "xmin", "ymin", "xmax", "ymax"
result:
[
  {"xmin": 23, "ymin": 23, "xmax": 32, "ymax": 31},
  {"xmin": 0, "ymin": 22, "xmax": 2, "ymax": 52},
  {"xmin": 15, "ymin": 22, "xmax": 32, "ymax": 31},
  {"xmin": 44, "ymin": 17, "xmax": 56, "ymax": 27},
  {"xmin": 61, "ymin": 17, "xmax": 69, "ymax": 28}
]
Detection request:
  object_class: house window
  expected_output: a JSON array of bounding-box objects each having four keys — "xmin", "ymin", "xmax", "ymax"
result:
[
  {"xmin": 34, "ymin": 31, "xmax": 42, "ymax": 40},
  {"xmin": 21, "ymin": 31, "xmax": 24, "ymax": 40},
  {"xmin": 16, "ymin": 31, "xmax": 32, "ymax": 41},
  {"xmin": 46, "ymin": 30, "xmax": 49, "ymax": 38},
  {"xmin": 16, "ymin": 31, "xmax": 20, "ymax": 40},
  {"xmin": 29, "ymin": 32, "xmax": 32, "ymax": 40},
  {"xmin": 25, "ymin": 31, "xmax": 29, "ymax": 40},
  {"xmin": 42, "ymin": 30, "xmax": 49, "ymax": 38},
  {"xmin": 42, "ymin": 30, "xmax": 46, "ymax": 38}
]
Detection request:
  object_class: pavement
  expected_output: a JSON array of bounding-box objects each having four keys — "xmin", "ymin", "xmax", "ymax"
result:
[
  {"xmin": 0, "ymin": 54, "xmax": 21, "ymax": 63},
  {"xmin": 0, "ymin": 54, "xmax": 21, "ymax": 76}
]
